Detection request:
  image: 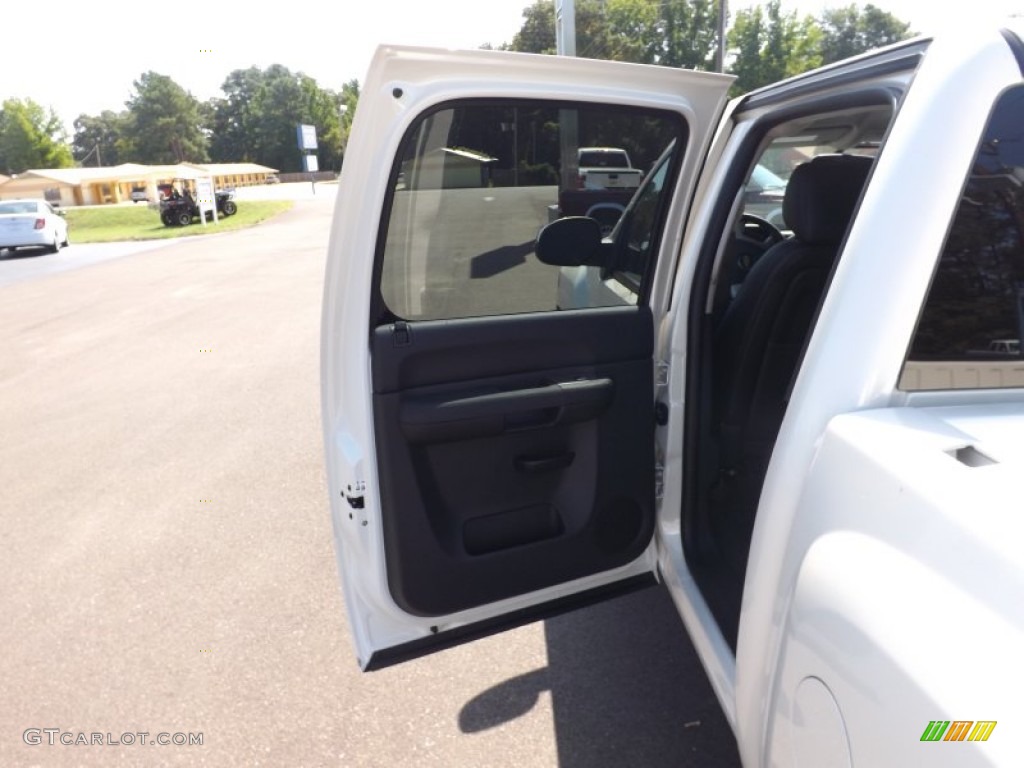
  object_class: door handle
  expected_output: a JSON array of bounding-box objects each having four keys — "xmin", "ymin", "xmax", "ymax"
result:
[{"xmin": 514, "ymin": 452, "xmax": 575, "ymax": 473}]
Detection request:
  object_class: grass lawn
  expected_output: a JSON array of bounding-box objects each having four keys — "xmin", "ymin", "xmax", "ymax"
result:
[{"xmin": 64, "ymin": 200, "xmax": 294, "ymax": 244}]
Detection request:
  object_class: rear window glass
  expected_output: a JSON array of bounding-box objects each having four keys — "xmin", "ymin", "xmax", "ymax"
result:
[
  {"xmin": 578, "ymin": 151, "xmax": 630, "ymax": 167},
  {"xmin": 901, "ymin": 85, "xmax": 1024, "ymax": 390},
  {"xmin": 0, "ymin": 202, "xmax": 40, "ymax": 214}
]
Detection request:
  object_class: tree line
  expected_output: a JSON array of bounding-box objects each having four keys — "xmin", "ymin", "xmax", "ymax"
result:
[
  {"xmin": 502, "ymin": 0, "xmax": 912, "ymax": 93},
  {"xmin": 1, "ymin": 1, "xmax": 910, "ymax": 176},
  {"xmin": 0, "ymin": 66, "xmax": 359, "ymax": 176}
]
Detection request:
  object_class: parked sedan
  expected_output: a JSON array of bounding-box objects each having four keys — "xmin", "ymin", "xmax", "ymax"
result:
[{"xmin": 0, "ymin": 199, "xmax": 69, "ymax": 254}]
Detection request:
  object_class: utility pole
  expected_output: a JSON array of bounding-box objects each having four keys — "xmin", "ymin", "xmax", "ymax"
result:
[
  {"xmin": 556, "ymin": 0, "xmax": 578, "ymax": 197},
  {"xmin": 716, "ymin": 0, "xmax": 728, "ymax": 73},
  {"xmin": 513, "ymin": 106, "xmax": 519, "ymax": 186},
  {"xmin": 555, "ymin": 0, "xmax": 576, "ymax": 57}
]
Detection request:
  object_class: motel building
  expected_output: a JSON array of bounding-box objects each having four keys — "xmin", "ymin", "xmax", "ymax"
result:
[{"xmin": 0, "ymin": 162, "xmax": 278, "ymax": 207}]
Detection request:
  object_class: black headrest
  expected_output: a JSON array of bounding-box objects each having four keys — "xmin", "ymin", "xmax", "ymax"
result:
[{"xmin": 783, "ymin": 154, "xmax": 873, "ymax": 246}]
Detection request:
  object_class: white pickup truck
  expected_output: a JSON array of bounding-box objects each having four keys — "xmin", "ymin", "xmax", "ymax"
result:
[
  {"xmin": 557, "ymin": 146, "xmax": 647, "ymax": 235},
  {"xmin": 322, "ymin": 21, "xmax": 1024, "ymax": 767},
  {"xmin": 575, "ymin": 146, "xmax": 643, "ymax": 190}
]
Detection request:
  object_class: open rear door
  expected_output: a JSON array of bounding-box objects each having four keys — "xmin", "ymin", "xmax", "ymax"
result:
[{"xmin": 322, "ymin": 44, "xmax": 731, "ymax": 669}]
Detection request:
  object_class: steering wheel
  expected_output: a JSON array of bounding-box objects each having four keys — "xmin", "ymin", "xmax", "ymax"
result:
[
  {"xmin": 736, "ymin": 213, "xmax": 785, "ymax": 248},
  {"xmin": 728, "ymin": 213, "xmax": 787, "ymax": 290}
]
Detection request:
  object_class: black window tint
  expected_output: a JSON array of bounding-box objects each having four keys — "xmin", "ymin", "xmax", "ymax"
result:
[
  {"xmin": 579, "ymin": 150, "xmax": 629, "ymax": 167},
  {"xmin": 903, "ymin": 86, "xmax": 1024, "ymax": 390}
]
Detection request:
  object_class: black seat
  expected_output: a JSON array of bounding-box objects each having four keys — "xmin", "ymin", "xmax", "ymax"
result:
[{"xmin": 714, "ymin": 153, "xmax": 873, "ymax": 479}]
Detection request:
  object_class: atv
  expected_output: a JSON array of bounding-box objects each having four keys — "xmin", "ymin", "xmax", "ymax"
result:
[{"xmin": 158, "ymin": 181, "xmax": 238, "ymax": 226}]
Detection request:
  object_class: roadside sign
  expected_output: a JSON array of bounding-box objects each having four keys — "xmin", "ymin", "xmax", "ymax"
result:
[
  {"xmin": 297, "ymin": 124, "xmax": 318, "ymax": 151},
  {"xmin": 195, "ymin": 177, "xmax": 217, "ymax": 225}
]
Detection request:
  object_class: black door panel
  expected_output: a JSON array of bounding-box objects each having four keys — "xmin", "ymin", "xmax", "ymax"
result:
[{"xmin": 371, "ymin": 307, "xmax": 655, "ymax": 617}]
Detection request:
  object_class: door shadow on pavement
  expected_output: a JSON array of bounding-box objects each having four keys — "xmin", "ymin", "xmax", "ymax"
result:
[{"xmin": 459, "ymin": 584, "xmax": 742, "ymax": 767}]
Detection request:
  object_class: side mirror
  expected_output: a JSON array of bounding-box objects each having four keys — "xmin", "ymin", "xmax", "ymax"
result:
[{"xmin": 536, "ymin": 216, "xmax": 612, "ymax": 268}]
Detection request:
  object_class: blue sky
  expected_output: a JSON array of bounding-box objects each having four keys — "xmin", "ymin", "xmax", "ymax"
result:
[{"xmin": 3, "ymin": 0, "xmax": 1020, "ymax": 132}]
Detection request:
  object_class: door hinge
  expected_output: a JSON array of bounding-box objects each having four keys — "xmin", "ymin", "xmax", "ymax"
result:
[
  {"xmin": 655, "ymin": 360, "xmax": 670, "ymax": 387},
  {"xmin": 654, "ymin": 462, "xmax": 665, "ymax": 502},
  {"xmin": 654, "ymin": 360, "xmax": 670, "ymax": 426}
]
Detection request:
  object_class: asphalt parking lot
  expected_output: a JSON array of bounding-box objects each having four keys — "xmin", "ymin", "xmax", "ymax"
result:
[{"xmin": 0, "ymin": 188, "xmax": 740, "ymax": 767}]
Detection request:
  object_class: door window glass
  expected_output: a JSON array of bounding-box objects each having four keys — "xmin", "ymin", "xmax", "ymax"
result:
[
  {"xmin": 377, "ymin": 100, "xmax": 686, "ymax": 321},
  {"xmin": 613, "ymin": 149, "xmax": 674, "ymax": 289}
]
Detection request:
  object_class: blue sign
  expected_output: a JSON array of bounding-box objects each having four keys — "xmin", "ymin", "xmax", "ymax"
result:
[{"xmin": 297, "ymin": 124, "xmax": 318, "ymax": 151}]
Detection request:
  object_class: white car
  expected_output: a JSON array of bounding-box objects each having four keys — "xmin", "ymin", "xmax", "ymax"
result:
[
  {"xmin": 0, "ymin": 199, "xmax": 69, "ymax": 254},
  {"xmin": 322, "ymin": 21, "xmax": 1024, "ymax": 767}
]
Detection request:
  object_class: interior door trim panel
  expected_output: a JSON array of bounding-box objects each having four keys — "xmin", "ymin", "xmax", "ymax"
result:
[{"xmin": 371, "ymin": 307, "xmax": 656, "ymax": 616}]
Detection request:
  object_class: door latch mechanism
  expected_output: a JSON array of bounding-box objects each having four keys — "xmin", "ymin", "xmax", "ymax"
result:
[{"xmin": 343, "ymin": 481, "xmax": 366, "ymax": 510}]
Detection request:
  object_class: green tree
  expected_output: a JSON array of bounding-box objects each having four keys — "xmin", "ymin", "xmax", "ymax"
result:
[
  {"xmin": 257, "ymin": 69, "xmax": 327, "ymax": 172},
  {"xmin": 728, "ymin": 5, "xmax": 770, "ymax": 94},
  {"xmin": 207, "ymin": 66, "xmax": 264, "ymax": 164},
  {"xmin": 208, "ymin": 64, "xmax": 348, "ymax": 172},
  {"xmin": 654, "ymin": 0, "xmax": 719, "ymax": 69},
  {"xmin": 338, "ymin": 79, "xmax": 360, "ymax": 165},
  {"xmin": 604, "ymin": 0, "xmax": 660, "ymax": 62},
  {"xmin": 728, "ymin": 2, "xmax": 908, "ymax": 95},
  {"xmin": 507, "ymin": 0, "xmax": 909, "ymax": 97},
  {"xmin": 819, "ymin": 3, "xmax": 913, "ymax": 65},
  {"xmin": 508, "ymin": 0, "xmax": 721, "ymax": 69},
  {"xmin": 0, "ymin": 98, "xmax": 73, "ymax": 174},
  {"xmin": 728, "ymin": 1, "xmax": 815, "ymax": 94},
  {"xmin": 300, "ymin": 74, "xmax": 345, "ymax": 171},
  {"xmin": 509, "ymin": 0, "xmax": 557, "ymax": 54},
  {"xmin": 788, "ymin": 15, "xmax": 824, "ymax": 77},
  {"xmin": 120, "ymin": 72, "xmax": 208, "ymax": 164},
  {"xmin": 72, "ymin": 110, "xmax": 127, "ymax": 167},
  {"xmin": 242, "ymin": 65, "xmax": 304, "ymax": 171},
  {"xmin": 510, "ymin": 0, "xmax": 613, "ymax": 58}
]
